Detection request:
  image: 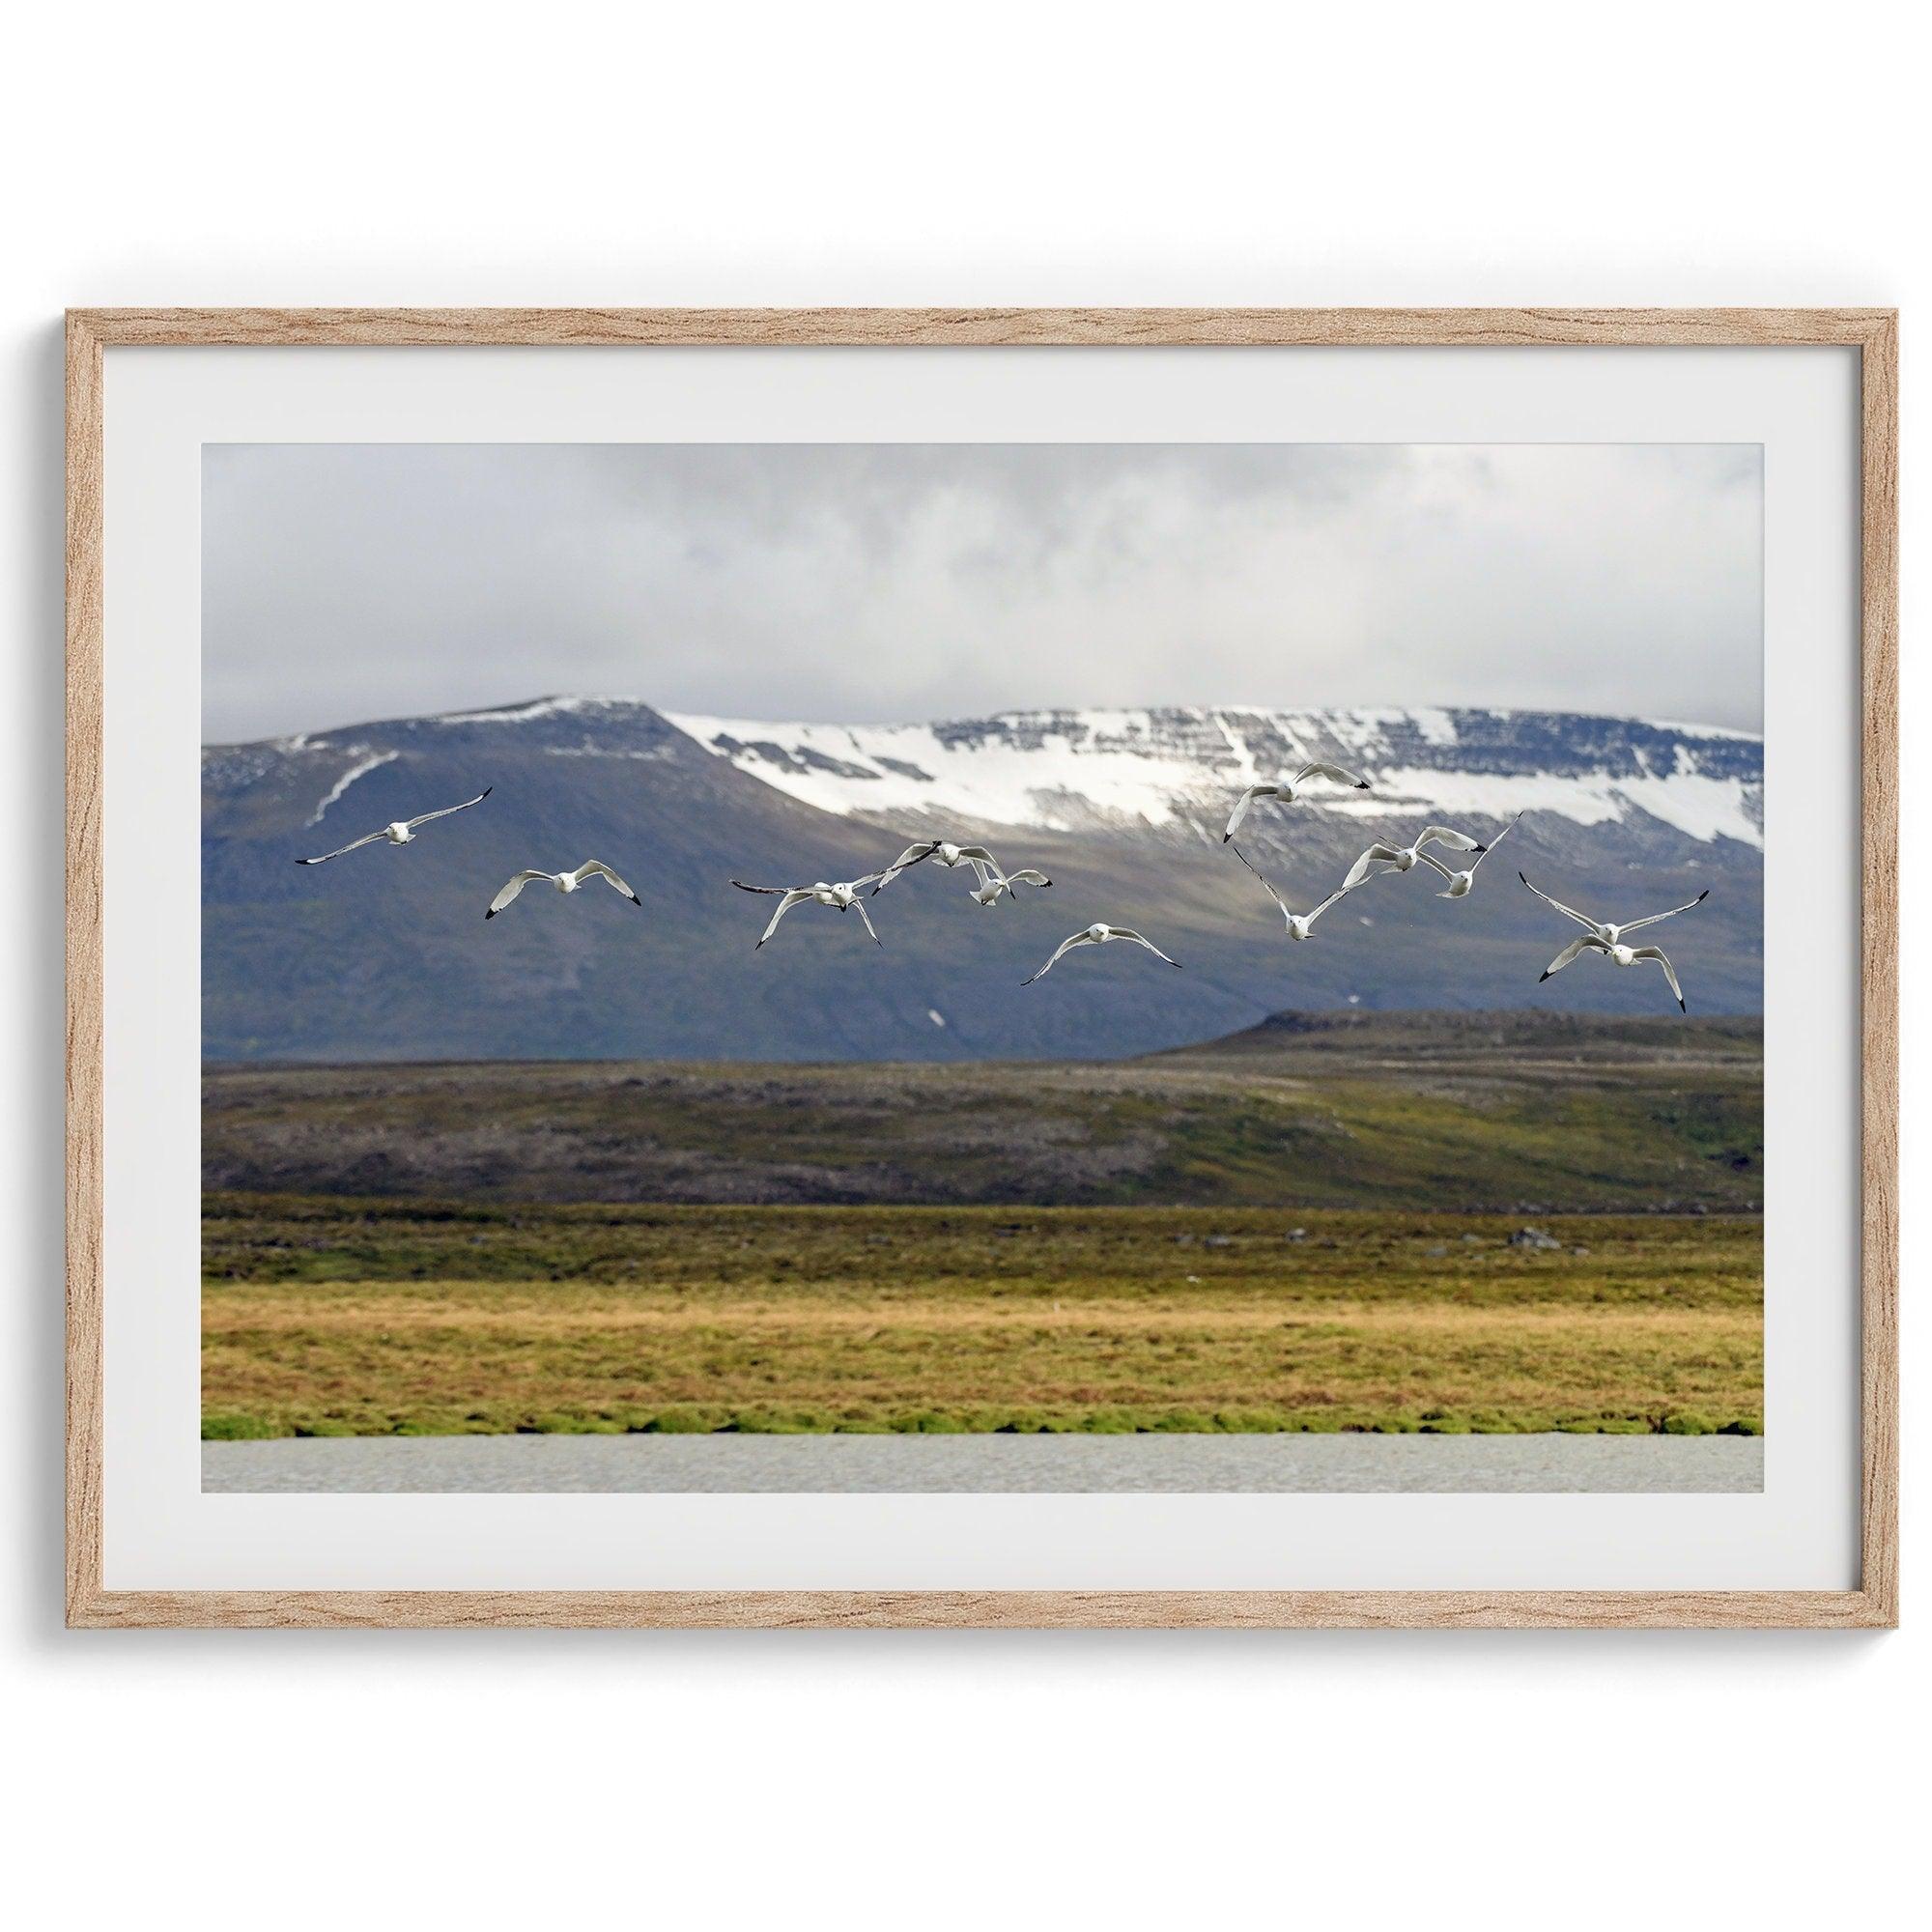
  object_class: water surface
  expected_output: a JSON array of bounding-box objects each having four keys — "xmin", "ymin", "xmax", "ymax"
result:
[{"xmin": 203, "ymin": 1433, "xmax": 1763, "ymax": 1494}]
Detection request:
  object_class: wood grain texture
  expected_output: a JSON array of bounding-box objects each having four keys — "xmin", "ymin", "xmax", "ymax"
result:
[
  {"xmin": 1857, "ymin": 314, "xmax": 1901, "ymax": 1629},
  {"xmin": 69, "ymin": 305, "xmax": 1894, "ymax": 348},
  {"xmin": 65, "ymin": 313, "xmax": 104, "ymax": 1630},
  {"xmin": 63, "ymin": 1588, "xmax": 1895, "ymax": 1631},
  {"xmin": 62, "ymin": 307, "xmax": 1900, "ymax": 1631}
]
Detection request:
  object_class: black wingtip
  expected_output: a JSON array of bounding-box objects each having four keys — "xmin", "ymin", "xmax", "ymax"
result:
[
  {"xmin": 1519, "ymin": 871, "xmax": 1530, "ymax": 886},
  {"xmin": 1354, "ymin": 780, "xmax": 1370, "ymax": 788},
  {"xmin": 1538, "ymin": 970, "xmax": 1551, "ymax": 981},
  {"xmin": 1696, "ymin": 890, "xmax": 1710, "ymax": 903},
  {"xmin": 484, "ymin": 909, "xmax": 497, "ymax": 920},
  {"xmin": 479, "ymin": 786, "xmax": 493, "ymax": 799},
  {"xmin": 294, "ymin": 858, "xmax": 310, "ymax": 866},
  {"xmin": 629, "ymin": 894, "xmax": 641, "ymax": 906},
  {"xmin": 1473, "ymin": 843, "xmax": 1489, "ymax": 854}
]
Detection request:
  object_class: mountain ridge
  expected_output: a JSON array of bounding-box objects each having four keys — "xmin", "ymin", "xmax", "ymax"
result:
[{"xmin": 202, "ymin": 695, "xmax": 1764, "ymax": 1062}]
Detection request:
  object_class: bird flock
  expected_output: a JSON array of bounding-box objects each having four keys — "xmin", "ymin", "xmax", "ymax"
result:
[{"xmin": 294, "ymin": 755, "xmax": 1710, "ymax": 1010}]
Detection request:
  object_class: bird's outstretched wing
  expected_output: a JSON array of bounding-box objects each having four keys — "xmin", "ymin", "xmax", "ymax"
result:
[
  {"xmin": 754, "ymin": 890, "xmax": 813, "ymax": 948},
  {"xmin": 851, "ymin": 898, "xmax": 883, "ymax": 946},
  {"xmin": 1344, "ymin": 843, "xmax": 1406, "ymax": 890},
  {"xmin": 875, "ymin": 841, "xmax": 938, "ymax": 887},
  {"xmin": 1620, "ymin": 890, "xmax": 1711, "ymax": 934},
  {"xmin": 731, "ymin": 880, "xmax": 791, "ymax": 895},
  {"xmin": 405, "ymin": 787, "xmax": 492, "ymax": 830},
  {"xmin": 1109, "ymin": 928, "xmax": 1181, "ymax": 968},
  {"xmin": 575, "ymin": 861, "xmax": 640, "ymax": 903},
  {"xmin": 1295, "ymin": 762, "xmax": 1370, "ymax": 789},
  {"xmin": 485, "ymin": 870, "xmax": 552, "ymax": 918},
  {"xmin": 1415, "ymin": 826, "xmax": 1484, "ymax": 854},
  {"xmin": 1519, "ymin": 872, "xmax": 1597, "ymax": 930},
  {"xmin": 1304, "ymin": 884, "xmax": 1354, "ymax": 925},
  {"xmin": 1467, "ymin": 812, "xmax": 1520, "ymax": 871},
  {"xmin": 1417, "ymin": 851, "xmax": 1460, "ymax": 882},
  {"xmin": 296, "ymin": 828, "xmax": 387, "ymax": 866},
  {"xmin": 1539, "ymin": 934, "xmax": 1606, "ymax": 980},
  {"xmin": 1230, "ymin": 839, "xmax": 1293, "ymax": 921},
  {"xmin": 1630, "ymin": 946, "xmax": 1686, "ymax": 1010},
  {"xmin": 1022, "ymin": 932, "xmax": 1094, "ymax": 984},
  {"xmin": 1004, "ymin": 868, "xmax": 1050, "ymax": 889},
  {"xmin": 1222, "ymin": 784, "xmax": 1275, "ymax": 841}
]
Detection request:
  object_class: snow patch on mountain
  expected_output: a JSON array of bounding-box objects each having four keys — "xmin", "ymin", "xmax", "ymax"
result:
[
  {"xmin": 666, "ymin": 705, "xmax": 1764, "ymax": 848},
  {"xmin": 305, "ymin": 749, "xmax": 399, "ymax": 825},
  {"xmin": 669, "ymin": 713, "xmax": 1231, "ymax": 831},
  {"xmin": 1360, "ymin": 766, "xmax": 1762, "ymax": 846},
  {"xmin": 432, "ymin": 696, "xmax": 611, "ymax": 725}
]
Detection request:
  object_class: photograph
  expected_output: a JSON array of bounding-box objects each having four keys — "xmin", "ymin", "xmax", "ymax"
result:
[
  {"xmin": 198, "ymin": 439, "xmax": 1766, "ymax": 1496},
  {"xmin": 17, "ymin": 6, "xmax": 1918, "ymax": 1918}
]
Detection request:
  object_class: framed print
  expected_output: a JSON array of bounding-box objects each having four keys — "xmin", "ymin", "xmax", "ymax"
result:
[{"xmin": 65, "ymin": 307, "xmax": 1897, "ymax": 1629}]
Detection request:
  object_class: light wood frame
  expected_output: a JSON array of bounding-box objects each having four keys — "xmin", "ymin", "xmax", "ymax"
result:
[{"xmin": 65, "ymin": 307, "xmax": 1898, "ymax": 1630}]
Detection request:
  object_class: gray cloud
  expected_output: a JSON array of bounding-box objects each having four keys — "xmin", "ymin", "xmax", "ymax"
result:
[{"xmin": 203, "ymin": 441, "xmax": 1762, "ymax": 743}]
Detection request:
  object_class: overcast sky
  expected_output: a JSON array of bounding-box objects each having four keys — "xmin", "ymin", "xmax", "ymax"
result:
[{"xmin": 203, "ymin": 442, "xmax": 1762, "ymax": 743}]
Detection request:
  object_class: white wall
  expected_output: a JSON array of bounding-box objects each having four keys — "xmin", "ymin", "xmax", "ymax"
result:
[{"xmin": 3, "ymin": 5, "xmax": 1919, "ymax": 1922}]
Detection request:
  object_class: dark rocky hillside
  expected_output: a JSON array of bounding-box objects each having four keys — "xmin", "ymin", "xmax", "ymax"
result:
[{"xmin": 203, "ymin": 1009, "xmax": 1762, "ymax": 1213}]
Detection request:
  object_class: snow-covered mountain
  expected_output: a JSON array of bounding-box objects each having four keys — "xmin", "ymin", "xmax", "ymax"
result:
[
  {"xmin": 202, "ymin": 697, "xmax": 1763, "ymax": 1064},
  {"xmin": 666, "ymin": 704, "xmax": 1763, "ymax": 848}
]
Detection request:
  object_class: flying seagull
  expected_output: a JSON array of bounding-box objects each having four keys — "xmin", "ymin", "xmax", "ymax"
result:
[
  {"xmin": 1343, "ymin": 825, "xmax": 1487, "ymax": 890},
  {"xmin": 1419, "ymin": 813, "xmax": 1520, "ymax": 898},
  {"xmin": 1222, "ymin": 763, "xmax": 1370, "ymax": 841},
  {"xmin": 1022, "ymin": 923, "xmax": 1181, "ymax": 984},
  {"xmin": 486, "ymin": 861, "xmax": 640, "ymax": 919},
  {"xmin": 1230, "ymin": 842, "xmax": 1356, "ymax": 940},
  {"xmin": 1519, "ymin": 872, "xmax": 1710, "ymax": 947},
  {"xmin": 875, "ymin": 838, "xmax": 1013, "ymax": 890},
  {"xmin": 1539, "ymin": 936, "xmax": 1688, "ymax": 1012},
  {"xmin": 731, "ymin": 875, "xmax": 888, "ymax": 948},
  {"xmin": 296, "ymin": 787, "xmax": 491, "ymax": 865},
  {"xmin": 967, "ymin": 860, "xmax": 1051, "ymax": 907}
]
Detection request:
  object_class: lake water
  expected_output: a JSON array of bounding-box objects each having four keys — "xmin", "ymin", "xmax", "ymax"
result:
[{"xmin": 203, "ymin": 1432, "xmax": 1762, "ymax": 1494}]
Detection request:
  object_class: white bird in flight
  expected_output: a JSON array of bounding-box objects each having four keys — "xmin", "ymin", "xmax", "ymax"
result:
[
  {"xmin": 1419, "ymin": 813, "xmax": 1520, "ymax": 897},
  {"xmin": 966, "ymin": 860, "xmax": 1051, "ymax": 907},
  {"xmin": 1230, "ymin": 842, "xmax": 1356, "ymax": 940},
  {"xmin": 1540, "ymin": 937, "xmax": 1688, "ymax": 1012},
  {"xmin": 1022, "ymin": 923, "xmax": 1181, "ymax": 984},
  {"xmin": 296, "ymin": 787, "xmax": 491, "ymax": 865},
  {"xmin": 876, "ymin": 838, "xmax": 1009, "ymax": 890},
  {"xmin": 731, "ymin": 874, "xmax": 888, "ymax": 948},
  {"xmin": 1222, "ymin": 763, "xmax": 1370, "ymax": 840},
  {"xmin": 1343, "ymin": 825, "xmax": 1487, "ymax": 890},
  {"xmin": 485, "ymin": 861, "xmax": 640, "ymax": 920},
  {"xmin": 1519, "ymin": 872, "xmax": 1710, "ymax": 948}
]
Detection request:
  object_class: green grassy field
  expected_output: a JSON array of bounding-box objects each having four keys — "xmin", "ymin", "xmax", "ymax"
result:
[{"xmin": 203, "ymin": 1197, "xmax": 1763, "ymax": 1439}]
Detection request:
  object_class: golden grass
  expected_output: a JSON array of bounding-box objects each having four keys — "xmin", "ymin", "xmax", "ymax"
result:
[{"xmin": 202, "ymin": 1204, "xmax": 1763, "ymax": 1437}]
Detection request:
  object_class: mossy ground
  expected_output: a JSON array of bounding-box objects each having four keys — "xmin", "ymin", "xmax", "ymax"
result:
[{"xmin": 203, "ymin": 1198, "xmax": 1762, "ymax": 1439}]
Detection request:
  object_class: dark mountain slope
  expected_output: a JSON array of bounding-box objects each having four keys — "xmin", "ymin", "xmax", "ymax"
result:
[{"xmin": 203, "ymin": 699, "xmax": 1762, "ymax": 1062}]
